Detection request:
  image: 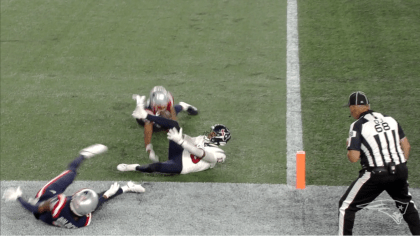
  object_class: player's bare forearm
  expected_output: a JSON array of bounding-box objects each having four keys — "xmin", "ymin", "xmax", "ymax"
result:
[
  {"xmin": 170, "ymin": 106, "xmax": 177, "ymax": 121},
  {"xmin": 37, "ymin": 199, "xmax": 51, "ymax": 213},
  {"xmin": 144, "ymin": 121, "xmax": 153, "ymax": 149}
]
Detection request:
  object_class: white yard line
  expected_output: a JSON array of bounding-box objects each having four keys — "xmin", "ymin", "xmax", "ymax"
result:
[{"xmin": 286, "ymin": 0, "xmax": 303, "ymax": 187}]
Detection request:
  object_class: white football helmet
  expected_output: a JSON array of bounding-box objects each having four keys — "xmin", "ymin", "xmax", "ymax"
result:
[
  {"xmin": 149, "ymin": 86, "xmax": 168, "ymax": 98},
  {"xmin": 150, "ymin": 91, "xmax": 170, "ymax": 114},
  {"xmin": 69, "ymin": 189, "xmax": 98, "ymax": 216}
]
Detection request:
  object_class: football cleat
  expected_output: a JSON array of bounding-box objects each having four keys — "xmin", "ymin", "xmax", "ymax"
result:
[
  {"xmin": 187, "ymin": 106, "xmax": 199, "ymax": 115},
  {"xmin": 124, "ymin": 181, "xmax": 145, "ymax": 193},
  {"xmin": 179, "ymin": 102, "xmax": 199, "ymax": 115},
  {"xmin": 80, "ymin": 144, "xmax": 108, "ymax": 159},
  {"xmin": 117, "ymin": 163, "xmax": 139, "ymax": 172}
]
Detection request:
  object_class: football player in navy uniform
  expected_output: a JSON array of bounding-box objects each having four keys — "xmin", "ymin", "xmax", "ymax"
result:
[
  {"xmin": 117, "ymin": 95, "xmax": 231, "ymax": 175},
  {"xmin": 134, "ymin": 86, "xmax": 199, "ymax": 163},
  {"xmin": 2, "ymin": 144, "xmax": 145, "ymax": 229}
]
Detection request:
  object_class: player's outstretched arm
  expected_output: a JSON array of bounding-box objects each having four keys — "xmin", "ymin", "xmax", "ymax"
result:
[
  {"xmin": 2, "ymin": 187, "xmax": 42, "ymax": 213},
  {"xmin": 144, "ymin": 123, "xmax": 159, "ymax": 162},
  {"xmin": 95, "ymin": 182, "xmax": 145, "ymax": 211},
  {"xmin": 167, "ymin": 129, "xmax": 226, "ymax": 164},
  {"xmin": 167, "ymin": 128, "xmax": 205, "ymax": 158},
  {"xmin": 95, "ymin": 182, "xmax": 123, "ymax": 210},
  {"xmin": 16, "ymin": 196, "xmax": 52, "ymax": 214}
]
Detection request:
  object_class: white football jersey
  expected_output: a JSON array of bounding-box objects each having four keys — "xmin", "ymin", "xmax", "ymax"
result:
[{"xmin": 180, "ymin": 135, "xmax": 226, "ymax": 174}]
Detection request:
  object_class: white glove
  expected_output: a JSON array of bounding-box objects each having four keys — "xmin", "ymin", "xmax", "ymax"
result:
[
  {"xmin": 167, "ymin": 127, "xmax": 184, "ymax": 145},
  {"xmin": 132, "ymin": 94, "xmax": 139, "ymax": 101},
  {"xmin": 103, "ymin": 182, "xmax": 120, "ymax": 198},
  {"xmin": 132, "ymin": 94, "xmax": 143, "ymax": 105},
  {"xmin": 132, "ymin": 95, "xmax": 148, "ymax": 119},
  {"xmin": 146, "ymin": 144, "xmax": 159, "ymax": 163},
  {"xmin": 2, "ymin": 187, "xmax": 23, "ymax": 202}
]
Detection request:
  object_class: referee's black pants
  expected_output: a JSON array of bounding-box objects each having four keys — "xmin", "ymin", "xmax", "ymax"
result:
[{"xmin": 338, "ymin": 163, "xmax": 420, "ymax": 235}]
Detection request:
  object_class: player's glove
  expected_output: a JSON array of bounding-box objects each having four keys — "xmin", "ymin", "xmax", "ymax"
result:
[
  {"xmin": 103, "ymin": 182, "xmax": 120, "ymax": 199},
  {"xmin": 2, "ymin": 187, "xmax": 23, "ymax": 202},
  {"xmin": 132, "ymin": 94, "xmax": 142, "ymax": 105},
  {"xmin": 132, "ymin": 95, "xmax": 147, "ymax": 119},
  {"xmin": 167, "ymin": 127, "xmax": 184, "ymax": 145},
  {"xmin": 146, "ymin": 144, "xmax": 159, "ymax": 163}
]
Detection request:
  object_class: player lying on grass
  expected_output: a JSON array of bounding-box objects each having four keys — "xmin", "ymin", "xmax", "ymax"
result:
[
  {"xmin": 134, "ymin": 86, "xmax": 199, "ymax": 163},
  {"xmin": 2, "ymin": 144, "xmax": 145, "ymax": 229},
  {"xmin": 117, "ymin": 95, "xmax": 231, "ymax": 175}
]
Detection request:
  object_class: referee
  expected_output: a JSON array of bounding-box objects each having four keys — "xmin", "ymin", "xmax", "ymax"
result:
[{"xmin": 339, "ymin": 91, "xmax": 420, "ymax": 235}]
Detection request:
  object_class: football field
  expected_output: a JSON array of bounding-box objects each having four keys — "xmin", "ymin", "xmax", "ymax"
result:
[
  {"xmin": 1, "ymin": 0, "xmax": 286, "ymax": 184},
  {"xmin": 1, "ymin": 0, "xmax": 419, "ymax": 235}
]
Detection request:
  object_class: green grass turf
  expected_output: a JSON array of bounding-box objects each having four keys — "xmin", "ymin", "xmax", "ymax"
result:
[
  {"xmin": 0, "ymin": 0, "xmax": 287, "ymax": 183},
  {"xmin": 298, "ymin": 0, "xmax": 420, "ymax": 187}
]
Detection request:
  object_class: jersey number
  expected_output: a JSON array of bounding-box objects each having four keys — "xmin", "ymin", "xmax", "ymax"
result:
[
  {"xmin": 374, "ymin": 119, "xmax": 390, "ymax": 133},
  {"xmin": 190, "ymin": 154, "xmax": 201, "ymax": 164}
]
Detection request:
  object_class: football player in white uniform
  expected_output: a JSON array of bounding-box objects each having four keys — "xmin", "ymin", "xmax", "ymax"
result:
[
  {"xmin": 134, "ymin": 86, "xmax": 199, "ymax": 163},
  {"xmin": 118, "ymin": 96, "xmax": 231, "ymax": 175}
]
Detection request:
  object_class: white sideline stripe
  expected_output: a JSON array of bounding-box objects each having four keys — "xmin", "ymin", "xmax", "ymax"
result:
[{"xmin": 286, "ymin": 0, "xmax": 303, "ymax": 187}]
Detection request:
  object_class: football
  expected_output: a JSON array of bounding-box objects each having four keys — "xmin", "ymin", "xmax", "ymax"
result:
[{"xmin": 159, "ymin": 110, "xmax": 172, "ymax": 119}]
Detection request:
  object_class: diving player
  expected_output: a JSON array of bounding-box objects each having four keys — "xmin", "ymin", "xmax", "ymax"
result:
[{"xmin": 2, "ymin": 144, "xmax": 145, "ymax": 229}]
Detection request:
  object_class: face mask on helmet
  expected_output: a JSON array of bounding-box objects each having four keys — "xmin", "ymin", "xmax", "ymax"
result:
[
  {"xmin": 70, "ymin": 189, "xmax": 99, "ymax": 216},
  {"xmin": 205, "ymin": 124, "xmax": 231, "ymax": 146},
  {"xmin": 151, "ymin": 91, "xmax": 169, "ymax": 113}
]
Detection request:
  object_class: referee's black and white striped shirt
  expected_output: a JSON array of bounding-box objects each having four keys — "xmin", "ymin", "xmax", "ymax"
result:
[{"xmin": 347, "ymin": 110, "xmax": 406, "ymax": 168}]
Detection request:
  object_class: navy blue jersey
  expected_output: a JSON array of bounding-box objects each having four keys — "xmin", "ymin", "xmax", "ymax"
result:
[{"xmin": 37, "ymin": 194, "xmax": 92, "ymax": 228}]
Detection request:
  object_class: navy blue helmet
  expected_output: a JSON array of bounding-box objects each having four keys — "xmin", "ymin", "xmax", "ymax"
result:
[{"xmin": 208, "ymin": 124, "xmax": 231, "ymax": 146}]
